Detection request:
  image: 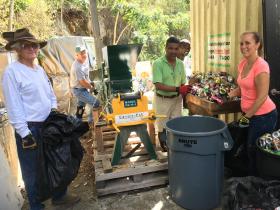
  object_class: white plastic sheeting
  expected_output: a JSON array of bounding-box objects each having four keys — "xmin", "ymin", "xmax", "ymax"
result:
[
  {"xmin": 0, "ymin": 145, "xmax": 23, "ymax": 210},
  {"xmin": 40, "ymin": 36, "xmax": 97, "ymax": 114}
]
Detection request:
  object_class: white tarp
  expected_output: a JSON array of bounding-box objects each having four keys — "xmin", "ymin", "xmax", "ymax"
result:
[
  {"xmin": 40, "ymin": 36, "xmax": 97, "ymax": 113},
  {"xmin": 0, "ymin": 145, "xmax": 23, "ymax": 210},
  {"xmin": 0, "ymin": 52, "xmax": 16, "ymax": 106}
]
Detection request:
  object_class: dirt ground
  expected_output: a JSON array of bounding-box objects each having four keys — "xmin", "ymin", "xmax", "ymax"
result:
[{"xmin": 21, "ymin": 133, "xmax": 185, "ymax": 210}]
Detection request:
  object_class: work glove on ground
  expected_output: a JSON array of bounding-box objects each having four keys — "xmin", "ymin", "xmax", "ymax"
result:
[
  {"xmin": 178, "ymin": 85, "xmax": 192, "ymax": 95},
  {"xmin": 22, "ymin": 133, "xmax": 37, "ymax": 149},
  {"xmin": 238, "ymin": 115, "xmax": 250, "ymax": 128}
]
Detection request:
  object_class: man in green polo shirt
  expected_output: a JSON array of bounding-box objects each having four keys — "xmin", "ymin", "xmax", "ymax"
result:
[{"xmin": 152, "ymin": 36, "xmax": 191, "ymax": 152}]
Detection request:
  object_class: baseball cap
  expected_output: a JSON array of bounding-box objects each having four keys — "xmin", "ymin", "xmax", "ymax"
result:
[
  {"xmin": 75, "ymin": 45, "xmax": 87, "ymax": 53},
  {"xmin": 180, "ymin": 39, "xmax": 190, "ymax": 44}
]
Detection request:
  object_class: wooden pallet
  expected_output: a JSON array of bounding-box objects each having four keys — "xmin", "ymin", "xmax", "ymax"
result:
[{"xmin": 92, "ymin": 125, "xmax": 169, "ymax": 196}]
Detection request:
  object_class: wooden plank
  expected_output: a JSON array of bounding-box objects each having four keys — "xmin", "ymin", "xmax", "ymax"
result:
[
  {"xmin": 102, "ymin": 131, "xmax": 117, "ymax": 136},
  {"xmin": 148, "ymin": 123, "xmax": 156, "ymax": 145},
  {"xmin": 94, "ymin": 154, "xmax": 111, "ymax": 161},
  {"xmin": 95, "ymin": 167, "xmax": 104, "ymax": 176},
  {"xmin": 102, "ymin": 126, "xmax": 116, "ymax": 132},
  {"xmin": 95, "ymin": 121, "xmax": 107, "ymax": 127},
  {"xmin": 95, "ymin": 180, "xmax": 106, "ymax": 189},
  {"xmin": 96, "ymin": 162, "xmax": 168, "ymax": 182},
  {"xmin": 92, "ymin": 140, "xmax": 114, "ymax": 149},
  {"xmin": 93, "ymin": 149, "xmax": 99, "ymax": 159},
  {"xmin": 94, "ymin": 126, "xmax": 104, "ymax": 153},
  {"xmin": 132, "ymin": 174, "xmax": 143, "ymax": 182},
  {"xmin": 94, "ymin": 146, "xmax": 161, "ymax": 162},
  {"xmin": 93, "ymin": 160, "xmax": 102, "ymax": 169},
  {"xmin": 95, "ymin": 149, "xmax": 155, "ymax": 165},
  {"xmin": 121, "ymin": 154, "xmax": 151, "ymax": 166},
  {"xmin": 96, "ymin": 172, "xmax": 168, "ymax": 196},
  {"xmin": 93, "ymin": 139, "xmax": 144, "ymax": 149},
  {"xmin": 101, "ymin": 140, "xmax": 115, "ymax": 147},
  {"xmin": 102, "ymin": 158, "xmax": 113, "ymax": 173},
  {"xmin": 102, "ymin": 135, "xmax": 116, "ymax": 141}
]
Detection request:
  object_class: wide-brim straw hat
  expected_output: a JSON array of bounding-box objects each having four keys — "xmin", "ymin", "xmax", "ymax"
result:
[{"xmin": 2, "ymin": 28, "xmax": 47, "ymax": 51}]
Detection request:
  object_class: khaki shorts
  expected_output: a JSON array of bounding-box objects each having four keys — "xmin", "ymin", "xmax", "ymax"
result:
[{"xmin": 153, "ymin": 95, "xmax": 182, "ymax": 133}]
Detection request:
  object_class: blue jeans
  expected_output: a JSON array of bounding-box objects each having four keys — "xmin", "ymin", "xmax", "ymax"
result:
[
  {"xmin": 247, "ymin": 109, "xmax": 278, "ymax": 175},
  {"xmin": 73, "ymin": 88, "xmax": 100, "ymax": 123},
  {"xmin": 15, "ymin": 122, "xmax": 67, "ymax": 210}
]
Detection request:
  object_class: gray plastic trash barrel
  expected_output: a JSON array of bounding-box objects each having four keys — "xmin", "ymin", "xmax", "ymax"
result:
[{"xmin": 166, "ymin": 116, "xmax": 233, "ymax": 210}]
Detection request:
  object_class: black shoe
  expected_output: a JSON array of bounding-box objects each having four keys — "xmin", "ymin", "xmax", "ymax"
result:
[
  {"xmin": 159, "ymin": 141, "xmax": 168, "ymax": 152},
  {"xmin": 52, "ymin": 193, "xmax": 80, "ymax": 207},
  {"xmin": 158, "ymin": 131, "xmax": 167, "ymax": 152},
  {"xmin": 75, "ymin": 106, "xmax": 85, "ymax": 119}
]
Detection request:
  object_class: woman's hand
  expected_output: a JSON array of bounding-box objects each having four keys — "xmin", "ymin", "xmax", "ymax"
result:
[
  {"xmin": 228, "ymin": 91, "xmax": 235, "ymax": 99},
  {"xmin": 228, "ymin": 87, "xmax": 241, "ymax": 99}
]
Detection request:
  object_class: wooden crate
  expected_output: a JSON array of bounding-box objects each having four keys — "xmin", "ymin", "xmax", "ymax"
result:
[
  {"xmin": 186, "ymin": 94, "xmax": 241, "ymax": 116},
  {"xmin": 92, "ymin": 125, "xmax": 168, "ymax": 196}
]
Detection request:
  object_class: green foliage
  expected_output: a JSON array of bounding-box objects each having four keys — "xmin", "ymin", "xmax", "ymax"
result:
[
  {"xmin": 0, "ymin": 0, "xmax": 55, "ymax": 45},
  {"xmin": 14, "ymin": 0, "xmax": 33, "ymax": 13},
  {"xmin": 64, "ymin": 0, "xmax": 89, "ymax": 13},
  {"xmin": 109, "ymin": 0, "xmax": 190, "ymax": 61},
  {"xmin": 0, "ymin": 0, "xmax": 190, "ymax": 62},
  {"xmin": 14, "ymin": 0, "xmax": 55, "ymax": 40},
  {"xmin": 0, "ymin": 0, "xmax": 9, "ymax": 34}
]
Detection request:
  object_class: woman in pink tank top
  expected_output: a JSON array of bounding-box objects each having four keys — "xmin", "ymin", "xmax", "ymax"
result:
[{"xmin": 229, "ymin": 32, "xmax": 277, "ymax": 176}]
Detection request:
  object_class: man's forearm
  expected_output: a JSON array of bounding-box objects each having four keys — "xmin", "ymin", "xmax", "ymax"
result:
[
  {"xmin": 79, "ymin": 79, "xmax": 92, "ymax": 89},
  {"xmin": 154, "ymin": 83, "xmax": 177, "ymax": 92}
]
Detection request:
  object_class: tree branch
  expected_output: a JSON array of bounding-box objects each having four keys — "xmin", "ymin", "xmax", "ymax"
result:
[
  {"xmin": 113, "ymin": 11, "xmax": 119, "ymax": 44},
  {"xmin": 115, "ymin": 24, "xmax": 130, "ymax": 45},
  {"xmin": 8, "ymin": 0, "xmax": 14, "ymax": 30},
  {"xmin": 61, "ymin": 0, "xmax": 64, "ymax": 31}
]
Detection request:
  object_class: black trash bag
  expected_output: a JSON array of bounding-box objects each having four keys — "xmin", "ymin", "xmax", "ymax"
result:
[
  {"xmin": 225, "ymin": 121, "xmax": 249, "ymax": 176},
  {"xmin": 222, "ymin": 176, "xmax": 280, "ymax": 210},
  {"xmin": 36, "ymin": 113, "xmax": 89, "ymax": 201}
]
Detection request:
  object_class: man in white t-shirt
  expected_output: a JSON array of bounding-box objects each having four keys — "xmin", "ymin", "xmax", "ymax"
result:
[
  {"xmin": 178, "ymin": 39, "xmax": 192, "ymax": 108},
  {"xmin": 178, "ymin": 39, "xmax": 192, "ymax": 80},
  {"xmin": 70, "ymin": 46, "xmax": 100, "ymax": 125}
]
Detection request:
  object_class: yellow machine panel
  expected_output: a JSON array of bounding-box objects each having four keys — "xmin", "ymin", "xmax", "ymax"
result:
[{"xmin": 104, "ymin": 92, "xmax": 156, "ymax": 131}]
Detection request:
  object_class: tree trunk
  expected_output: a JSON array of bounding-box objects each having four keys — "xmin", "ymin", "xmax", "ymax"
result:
[
  {"xmin": 8, "ymin": 0, "xmax": 14, "ymax": 31},
  {"xmin": 89, "ymin": 0, "xmax": 103, "ymax": 69}
]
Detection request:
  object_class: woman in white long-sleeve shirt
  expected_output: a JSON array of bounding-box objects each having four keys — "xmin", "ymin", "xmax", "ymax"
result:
[{"xmin": 1, "ymin": 28, "xmax": 80, "ymax": 210}]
